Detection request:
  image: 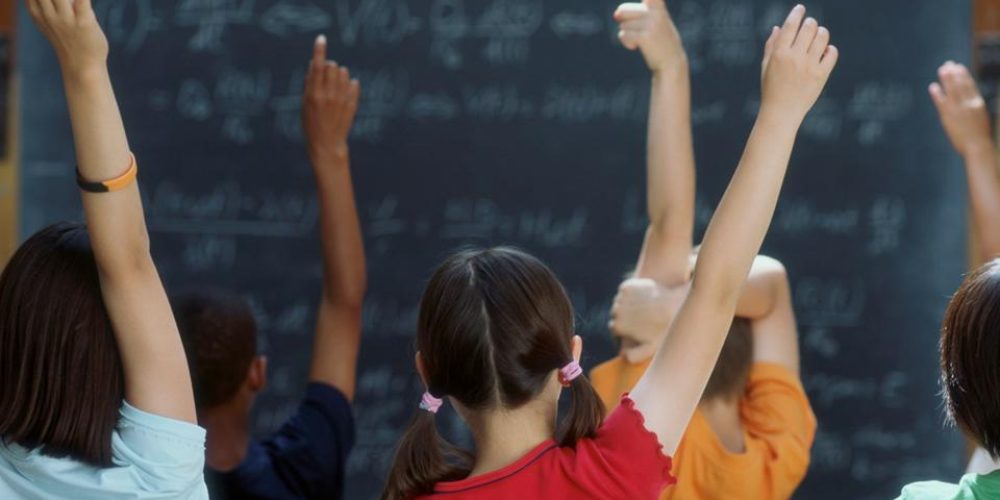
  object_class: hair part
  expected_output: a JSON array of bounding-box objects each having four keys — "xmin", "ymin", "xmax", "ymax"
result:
[
  {"xmin": 940, "ymin": 260, "xmax": 1000, "ymax": 459},
  {"xmin": 0, "ymin": 222, "xmax": 124, "ymax": 467},
  {"xmin": 381, "ymin": 248, "xmax": 605, "ymax": 499},
  {"xmin": 171, "ymin": 287, "xmax": 258, "ymax": 409}
]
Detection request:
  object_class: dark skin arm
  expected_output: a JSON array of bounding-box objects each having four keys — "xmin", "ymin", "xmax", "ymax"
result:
[{"xmin": 302, "ymin": 36, "xmax": 366, "ymax": 401}]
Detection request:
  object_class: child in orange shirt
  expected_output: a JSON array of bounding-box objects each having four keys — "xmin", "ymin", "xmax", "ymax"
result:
[{"xmin": 590, "ymin": 2, "xmax": 817, "ymax": 498}]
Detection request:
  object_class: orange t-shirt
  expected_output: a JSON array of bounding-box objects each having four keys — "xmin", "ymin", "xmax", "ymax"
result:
[{"xmin": 590, "ymin": 357, "xmax": 817, "ymax": 500}]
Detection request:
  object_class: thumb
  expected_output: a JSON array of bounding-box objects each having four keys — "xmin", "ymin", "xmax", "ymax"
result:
[
  {"xmin": 928, "ymin": 82, "xmax": 947, "ymax": 113},
  {"xmin": 762, "ymin": 26, "xmax": 779, "ymax": 69}
]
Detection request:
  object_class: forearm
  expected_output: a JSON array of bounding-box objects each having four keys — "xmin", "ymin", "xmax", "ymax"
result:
[
  {"xmin": 314, "ymin": 157, "xmax": 367, "ymax": 306},
  {"xmin": 636, "ymin": 66, "xmax": 695, "ymax": 285},
  {"xmin": 64, "ymin": 67, "xmax": 151, "ymax": 277},
  {"xmin": 693, "ymin": 110, "xmax": 799, "ymax": 304},
  {"xmin": 309, "ymin": 305, "xmax": 362, "ymax": 400},
  {"xmin": 309, "ymin": 155, "xmax": 366, "ymax": 394},
  {"xmin": 962, "ymin": 145, "xmax": 1000, "ymax": 260}
]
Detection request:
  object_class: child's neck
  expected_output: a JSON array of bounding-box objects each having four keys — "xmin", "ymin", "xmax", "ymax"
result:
[
  {"xmin": 467, "ymin": 400, "xmax": 556, "ymax": 478},
  {"xmin": 200, "ymin": 398, "xmax": 254, "ymax": 472},
  {"xmin": 699, "ymin": 396, "xmax": 746, "ymax": 454}
]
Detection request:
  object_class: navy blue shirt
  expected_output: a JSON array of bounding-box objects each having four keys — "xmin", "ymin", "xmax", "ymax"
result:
[{"xmin": 206, "ymin": 383, "xmax": 355, "ymax": 500}]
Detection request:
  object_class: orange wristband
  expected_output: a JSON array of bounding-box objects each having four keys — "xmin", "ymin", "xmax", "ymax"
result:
[{"xmin": 77, "ymin": 153, "xmax": 138, "ymax": 193}]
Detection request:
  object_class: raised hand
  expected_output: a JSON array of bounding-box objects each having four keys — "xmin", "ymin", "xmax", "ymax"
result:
[
  {"xmin": 611, "ymin": 278, "xmax": 690, "ymax": 363},
  {"xmin": 26, "ymin": 0, "xmax": 108, "ymax": 77},
  {"xmin": 614, "ymin": 0, "xmax": 685, "ymax": 73},
  {"xmin": 760, "ymin": 5, "xmax": 838, "ymax": 124},
  {"xmin": 930, "ymin": 62, "xmax": 993, "ymax": 158},
  {"xmin": 303, "ymin": 35, "xmax": 361, "ymax": 168}
]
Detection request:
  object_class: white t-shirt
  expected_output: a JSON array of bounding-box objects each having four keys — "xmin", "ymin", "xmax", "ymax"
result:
[{"xmin": 0, "ymin": 402, "xmax": 208, "ymax": 499}]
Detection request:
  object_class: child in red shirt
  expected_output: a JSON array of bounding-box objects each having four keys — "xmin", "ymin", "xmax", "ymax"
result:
[{"xmin": 380, "ymin": 4, "xmax": 838, "ymax": 499}]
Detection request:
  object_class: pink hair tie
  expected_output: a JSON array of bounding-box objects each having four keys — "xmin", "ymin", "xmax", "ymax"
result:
[
  {"xmin": 558, "ymin": 360, "xmax": 583, "ymax": 387},
  {"xmin": 419, "ymin": 392, "xmax": 444, "ymax": 414}
]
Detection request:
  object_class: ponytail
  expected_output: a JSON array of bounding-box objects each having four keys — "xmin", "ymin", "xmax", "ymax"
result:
[
  {"xmin": 381, "ymin": 408, "xmax": 472, "ymax": 500},
  {"xmin": 557, "ymin": 373, "xmax": 605, "ymax": 446}
]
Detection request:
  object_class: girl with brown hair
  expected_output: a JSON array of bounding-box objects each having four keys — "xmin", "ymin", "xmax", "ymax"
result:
[{"xmin": 381, "ymin": 4, "xmax": 838, "ymax": 499}]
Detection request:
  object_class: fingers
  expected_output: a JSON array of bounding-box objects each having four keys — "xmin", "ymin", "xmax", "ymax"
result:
[
  {"xmin": 940, "ymin": 61, "xmax": 964, "ymax": 103},
  {"xmin": 807, "ymin": 25, "xmax": 828, "ymax": 58},
  {"xmin": 26, "ymin": 0, "xmax": 42, "ymax": 22},
  {"xmin": 305, "ymin": 35, "xmax": 327, "ymax": 95},
  {"xmin": 73, "ymin": 0, "xmax": 93, "ymax": 16},
  {"xmin": 952, "ymin": 64, "xmax": 981, "ymax": 101},
  {"xmin": 347, "ymin": 79, "xmax": 360, "ymax": 108},
  {"xmin": 618, "ymin": 30, "xmax": 641, "ymax": 51},
  {"xmin": 778, "ymin": 4, "xmax": 806, "ymax": 48},
  {"xmin": 614, "ymin": 3, "xmax": 648, "ymax": 22},
  {"xmin": 335, "ymin": 75, "xmax": 359, "ymax": 130},
  {"xmin": 312, "ymin": 34, "xmax": 327, "ymax": 68},
  {"xmin": 618, "ymin": 19, "xmax": 647, "ymax": 32},
  {"xmin": 929, "ymin": 82, "xmax": 947, "ymax": 112},
  {"xmin": 51, "ymin": 0, "xmax": 74, "ymax": 20},
  {"xmin": 323, "ymin": 61, "xmax": 340, "ymax": 93},
  {"xmin": 36, "ymin": 0, "xmax": 57, "ymax": 20},
  {"xmin": 615, "ymin": 2, "xmax": 648, "ymax": 50},
  {"xmin": 793, "ymin": 17, "xmax": 818, "ymax": 50},
  {"xmin": 820, "ymin": 45, "xmax": 839, "ymax": 75}
]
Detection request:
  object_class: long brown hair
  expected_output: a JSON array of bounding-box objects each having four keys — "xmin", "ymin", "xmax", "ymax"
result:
[
  {"xmin": 0, "ymin": 222, "xmax": 125, "ymax": 467},
  {"xmin": 381, "ymin": 248, "xmax": 605, "ymax": 499},
  {"xmin": 940, "ymin": 260, "xmax": 1000, "ymax": 459}
]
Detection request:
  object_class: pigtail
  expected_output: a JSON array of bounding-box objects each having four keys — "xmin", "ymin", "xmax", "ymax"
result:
[
  {"xmin": 558, "ymin": 373, "xmax": 606, "ymax": 447},
  {"xmin": 381, "ymin": 409, "xmax": 472, "ymax": 500}
]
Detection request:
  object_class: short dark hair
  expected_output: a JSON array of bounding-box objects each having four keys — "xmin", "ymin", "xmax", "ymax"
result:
[
  {"xmin": 0, "ymin": 222, "xmax": 124, "ymax": 467},
  {"xmin": 703, "ymin": 317, "xmax": 753, "ymax": 401},
  {"xmin": 171, "ymin": 288, "xmax": 257, "ymax": 409},
  {"xmin": 941, "ymin": 260, "xmax": 1000, "ymax": 459}
]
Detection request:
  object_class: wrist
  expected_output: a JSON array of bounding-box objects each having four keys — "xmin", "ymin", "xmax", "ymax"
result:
[
  {"xmin": 61, "ymin": 63, "xmax": 110, "ymax": 87},
  {"xmin": 309, "ymin": 145, "xmax": 350, "ymax": 168},
  {"xmin": 650, "ymin": 56, "xmax": 689, "ymax": 80},
  {"xmin": 756, "ymin": 102, "xmax": 805, "ymax": 132},
  {"xmin": 962, "ymin": 140, "xmax": 996, "ymax": 160}
]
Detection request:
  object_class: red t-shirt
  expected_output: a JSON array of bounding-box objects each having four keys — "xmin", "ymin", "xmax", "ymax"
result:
[{"xmin": 415, "ymin": 397, "xmax": 676, "ymax": 499}]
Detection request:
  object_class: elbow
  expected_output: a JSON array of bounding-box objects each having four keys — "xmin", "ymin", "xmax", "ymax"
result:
[
  {"xmin": 95, "ymin": 228, "xmax": 156, "ymax": 283},
  {"xmin": 752, "ymin": 255, "xmax": 789, "ymax": 285},
  {"xmin": 688, "ymin": 272, "xmax": 744, "ymax": 313},
  {"xmin": 324, "ymin": 276, "xmax": 367, "ymax": 311}
]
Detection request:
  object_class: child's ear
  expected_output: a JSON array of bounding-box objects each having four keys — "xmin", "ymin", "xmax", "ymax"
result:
[
  {"xmin": 572, "ymin": 335, "xmax": 583, "ymax": 362},
  {"xmin": 247, "ymin": 355, "xmax": 268, "ymax": 393}
]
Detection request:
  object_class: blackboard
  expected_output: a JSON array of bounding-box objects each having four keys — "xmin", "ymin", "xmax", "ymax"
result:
[{"xmin": 17, "ymin": 1, "xmax": 971, "ymax": 498}]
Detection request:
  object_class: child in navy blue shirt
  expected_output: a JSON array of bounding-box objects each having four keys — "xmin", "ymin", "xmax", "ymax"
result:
[{"xmin": 172, "ymin": 36, "xmax": 365, "ymax": 500}]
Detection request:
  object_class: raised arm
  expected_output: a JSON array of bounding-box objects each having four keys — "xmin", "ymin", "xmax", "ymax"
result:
[
  {"xmin": 27, "ymin": 0, "xmax": 195, "ymax": 421},
  {"xmin": 616, "ymin": 0, "xmax": 695, "ymax": 286},
  {"xmin": 630, "ymin": 5, "xmax": 836, "ymax": 454},
  {"xmin": 736, "ymin": 256, "xmax": 799, "ymax": 375},
  {"xmin": 612, "ymin": 255, "xmax": 799, "ymax": 373},
  {"xmin": 929, "ymin": 62, "xmax": 1000, "ymax": 261},
  {"xmin": 302, "ymin": 36, "xmax": 366, "ymax": 401}
]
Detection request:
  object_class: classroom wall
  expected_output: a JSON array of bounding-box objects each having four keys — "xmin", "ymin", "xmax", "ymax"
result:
[{"xmin": 0, "ymin": 2, "xmax": 15, "ymax": 265}]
